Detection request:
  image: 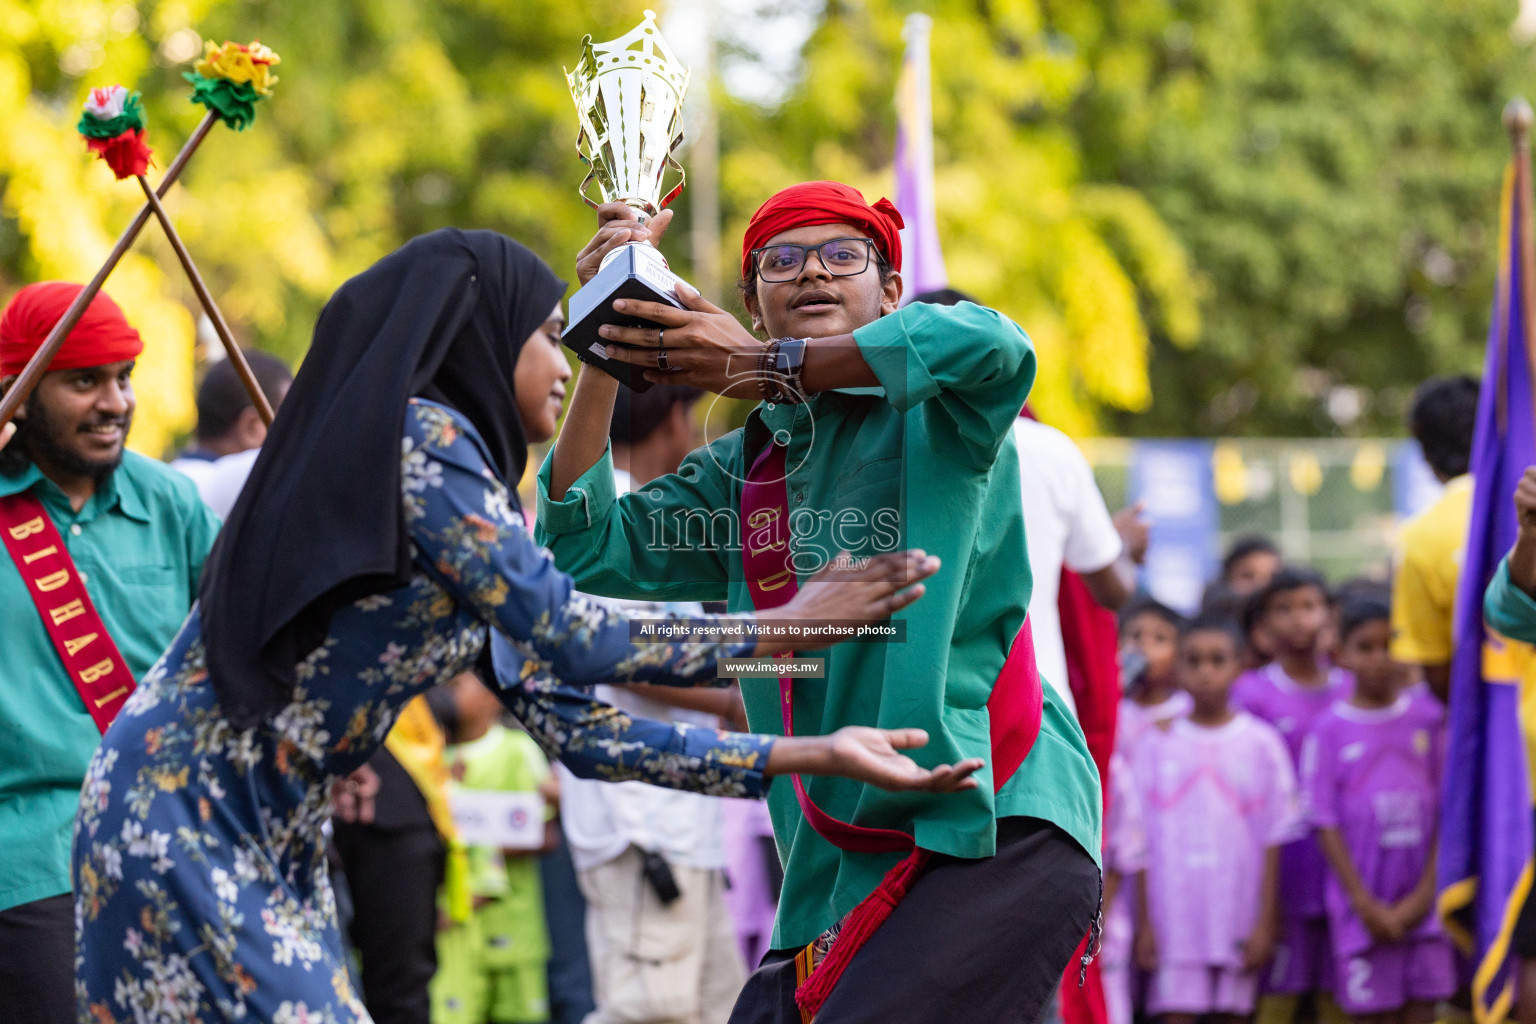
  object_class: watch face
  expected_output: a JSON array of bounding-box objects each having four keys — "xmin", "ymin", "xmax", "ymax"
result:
[{"xmin": 775, "ymin": 337, "xmax": 806, "ymax": 372}]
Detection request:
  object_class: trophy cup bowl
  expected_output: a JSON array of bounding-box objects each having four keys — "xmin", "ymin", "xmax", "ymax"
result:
[{"xmin": 563, "ymin": 10, "xmax": 692, "ymax": 393}]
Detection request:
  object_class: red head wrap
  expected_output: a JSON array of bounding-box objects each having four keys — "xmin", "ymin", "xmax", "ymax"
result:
[
  {"xmin": 741, "ymin": 181, "xmax": 905, "ymax": 280},
  {"xmin": 0, "ymin": 282, "xmax": 143, "ymax": 377}
]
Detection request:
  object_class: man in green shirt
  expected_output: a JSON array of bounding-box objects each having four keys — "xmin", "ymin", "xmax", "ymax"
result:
[
  {"xmin": 0, "ymin": 282, "xmax": 220, "ymax": 1024},
  {"xmin": 539, "ymin": 182, "xmax": 1102, "ymax": 1024}
]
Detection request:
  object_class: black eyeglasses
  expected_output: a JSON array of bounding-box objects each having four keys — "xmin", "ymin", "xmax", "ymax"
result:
[{"xmin": 750, "ymin": 237, "xmax": 882, "ymax": 282}]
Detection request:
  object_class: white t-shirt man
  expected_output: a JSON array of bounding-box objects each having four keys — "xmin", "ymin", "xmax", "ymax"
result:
[
  {"xmin": 1012, "ymin": 418, "xmax": 1124, "ymax": 715},
  {"xmin": 556, "ymin": 684, "xmax": 726, "ymax": 873},
  {"xmin": 556, "ymin": 468, "xmax": 725, "ymax": 873},
  {"xmin": 169, "ymin": 448, "xmax": 259, "ymax": 519}
]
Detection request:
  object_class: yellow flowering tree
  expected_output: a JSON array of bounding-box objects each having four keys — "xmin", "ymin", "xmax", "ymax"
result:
[
  {"xmin": 0, "ymin": 0, "xmax": 642, "ymax": 457},
  {"xmin": 0, "ymin": 0, "xmax": 1196, "ymax": 457}
]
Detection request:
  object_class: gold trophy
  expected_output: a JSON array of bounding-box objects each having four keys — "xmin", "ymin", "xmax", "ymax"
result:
[{"xmin": 563, "ymin": 10, "xmax": 691, "ymax": 392}]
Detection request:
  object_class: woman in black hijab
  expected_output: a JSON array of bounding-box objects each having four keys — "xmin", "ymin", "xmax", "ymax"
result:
[{"xmin": 71, "ymin": 230, "xmax": 971, "ymax": 1022}]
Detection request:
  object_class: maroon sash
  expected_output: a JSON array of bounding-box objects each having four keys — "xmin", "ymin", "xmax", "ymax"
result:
[
  {"xmin": 0, "ymin": 491, "xmax": 135, "ymax": 732},
  {"xmin": 740, "ymin": 441, "xmax": 1045, "ymax": 1018}
]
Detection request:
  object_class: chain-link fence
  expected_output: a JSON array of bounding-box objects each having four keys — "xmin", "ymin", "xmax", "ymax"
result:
[{"xmin": 1078, "ymin": 438, "xmax": 1440, "ymax": 610}]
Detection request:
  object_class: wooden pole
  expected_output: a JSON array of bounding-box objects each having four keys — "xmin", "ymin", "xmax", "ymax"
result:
[
  {"xmin": 135, "ymin": 175, "xmax": 274, "ymax": 425},
  {"xmin": 0, "ymin": 109, "xmax": 220, "ymax": 430},
  {"xmin": 1506, "ymin": 97, "xmax": 1536, "ymax": 434},
  {"xmin": 688, "ymin": 0, "xmax": 721, "ymax": 303}
]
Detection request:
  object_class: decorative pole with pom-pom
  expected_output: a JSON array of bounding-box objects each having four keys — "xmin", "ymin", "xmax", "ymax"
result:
[
  {"xmin": 0, "ymin": 41, "xmax": 283, "ymax": 434},
  {"xmin": 73, "ymin": 83, "xmax": 273, "ymax": 423},
  {"xmin": 77, "ymin": 86, "xmax": 156, "ymax": 180}
]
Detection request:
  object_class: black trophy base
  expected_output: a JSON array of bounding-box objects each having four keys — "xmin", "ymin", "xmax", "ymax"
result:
[{"xmin": 562, "ymin": 243, "xmax": 689, "ymax": 393}]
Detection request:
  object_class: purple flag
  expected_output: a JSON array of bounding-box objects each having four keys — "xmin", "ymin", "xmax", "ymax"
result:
[
  {"xmin": 894, "ymin": 13, "xmax": 948, "ymax": 300},
  {"xmin": 1439, "ymin": 158, "xmax": 1536, "ymax": 1024}
]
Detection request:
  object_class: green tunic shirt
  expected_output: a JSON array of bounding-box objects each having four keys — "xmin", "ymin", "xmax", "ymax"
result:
[
  {"xmin": 1486, "ymin": 556, "xmax": 1536, "ymax": 643},
  {"xmin": 0, "ymin": 452, "xmax": 220, "ymax": 912},
  {"xmin": 537, "ymin": 301, "xmax": 1102, "ymax": 948}
]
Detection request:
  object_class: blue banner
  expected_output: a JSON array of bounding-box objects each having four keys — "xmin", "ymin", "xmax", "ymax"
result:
[{"xmin": 1129, "ymin": 440, "xmax": 1217, "ymax": 614}]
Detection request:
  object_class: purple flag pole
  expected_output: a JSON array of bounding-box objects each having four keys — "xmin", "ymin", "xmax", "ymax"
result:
[
  {"xmin": 894, "ymin": 13, "xmax": 949, "ymax": 301},
  {"xmin": 1438, "ymin": 97, "xmax": 1536, "ymax": 1024}
]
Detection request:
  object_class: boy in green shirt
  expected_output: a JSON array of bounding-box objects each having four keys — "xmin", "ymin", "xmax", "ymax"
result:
[{"xmin": 539, "ymin": 181, "xmax": 1102, "ymax": 1024}]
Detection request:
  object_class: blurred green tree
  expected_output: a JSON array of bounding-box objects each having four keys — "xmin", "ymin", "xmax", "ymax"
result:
[
  {"xmin": 1051, "ymin": 0, "xmax": 1533, "ymax": 436},
  {"xmin": 717, "ymin": 0, "xmax": 1202, "ymax": 435},
  {"xmin": 0, "ymin": 0, "xmax": 1202, "ymax": 457}
]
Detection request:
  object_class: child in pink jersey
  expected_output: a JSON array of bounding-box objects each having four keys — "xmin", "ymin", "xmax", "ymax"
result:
[
  {"xmin": 1103, "ymin": 599, "xmax": 1188, "ymax": 1024},
  {"xmin": 1099, "ymin": 746, "xmax": 1148, "ymax": 1024},
  {"xmin": 1134, "ymin": 617, "xmax": 1300, "ymax": 1024},
  {"xmin": 1118, "ymin": 599, "xmax": 1194, "ymax": 757},
  {"xmin": 1101, "ymin": 749, "xmax": 1148, "ymax": 1024},
  {"xmin": 1302, "ymin": 600, "xmax": 1452, "ymax": 1024},
  {"xmin": 1231, "ymin": 568, "xmax": 1353, "ymax": 1012}
]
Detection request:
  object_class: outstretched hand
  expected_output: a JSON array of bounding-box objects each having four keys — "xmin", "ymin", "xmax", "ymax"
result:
[
  {"xmin": 766, "ymin": 726, "xmax": 983, "ymax": 793},
  {"xmin": 824, "ymin": 727, "xmax": 984, "ymax": 793},
  {"xmin": 755, "ymin": 550, "xmax": 939, "ymax": 655}
]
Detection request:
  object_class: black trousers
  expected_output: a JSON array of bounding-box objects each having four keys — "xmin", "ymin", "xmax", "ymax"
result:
[
  {"xmin": 727, "ymin": 817, "xmax": 1100, "ymax": 1024},
  {"xmin": 332, "ymin": 749, "xmax": 445, "ymax": 1024},
  {"xmin": 0, "ymin": 892, "xmax": 75, "ymax": 1024}
]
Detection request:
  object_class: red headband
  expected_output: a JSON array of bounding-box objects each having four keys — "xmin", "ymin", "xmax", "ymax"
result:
[
  {"xmin": 0, "ymin": 282, "xmax": 143, "ymax": 377},
  {"xmin": 741, "ymin": 180, "xmax": 904, "ymax": 280}
]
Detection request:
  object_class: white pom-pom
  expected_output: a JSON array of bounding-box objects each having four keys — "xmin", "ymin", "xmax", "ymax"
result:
[{"xmin": 83, "ymin": 85, "xmax": 129, "ymax": 121}]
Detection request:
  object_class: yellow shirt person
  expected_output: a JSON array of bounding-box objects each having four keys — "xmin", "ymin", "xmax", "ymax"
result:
[
  {"xmin": 1392, "ymin": 376, "xmax": 1480, "ymax": 702},
  {"xmin": 1391, "ymin": 474, "xmax": 1472, "ymax": 683}
]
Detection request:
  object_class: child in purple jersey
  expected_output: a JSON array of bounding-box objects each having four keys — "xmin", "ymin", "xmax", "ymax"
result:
[
  {"xmin": 1231, "ymin": 568, "xmax": 1354, "ymax": 1017},
  {"xmin": 1302, "ymin": 600, "xmax": 1452, "ymax": 1024},
  {"xmin": 1134, "ymin": 617, "xmax": 1301, "ymax": 1024}
]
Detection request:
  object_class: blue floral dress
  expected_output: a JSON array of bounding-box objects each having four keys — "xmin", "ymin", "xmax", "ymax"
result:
[{"xmin": 72, "ymin": 400, "xmax": 770, "ymax": 1024}]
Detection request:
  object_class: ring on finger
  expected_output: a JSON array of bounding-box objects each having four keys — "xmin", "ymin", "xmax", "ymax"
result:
[{"xmin": 657, "ymin": 348, "xmax": 671, "ymax": 371}]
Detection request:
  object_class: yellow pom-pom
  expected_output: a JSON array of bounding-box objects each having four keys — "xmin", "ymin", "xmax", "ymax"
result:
[{"xmin": 193, "ymin": 40, "xmax": 281, "ymax": 96}]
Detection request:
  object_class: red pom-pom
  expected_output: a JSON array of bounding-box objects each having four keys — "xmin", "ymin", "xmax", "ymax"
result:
[{"xmin": 85, "ymin": 129, "xmax": 154, "ymax": 180}]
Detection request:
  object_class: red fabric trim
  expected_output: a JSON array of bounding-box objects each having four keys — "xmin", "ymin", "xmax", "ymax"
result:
[
  {"xmin": 0, "ymin": 491, "xmax": 135, "ymax": 732},
  {"xmin": 1058, "ymin": 567, "xmax": 1119, "ymax": 802},
  {"xmin": 1022, "ymin": 410, "xmax": 1116, "ymax": 1024},
  {"xmin": 1056, "ymin": 571, "xmax": 1119, "ymax": 1024},
  {"xmin": 1059, "ymin": 933, "xmax": 1108, "ymax": 1024}
]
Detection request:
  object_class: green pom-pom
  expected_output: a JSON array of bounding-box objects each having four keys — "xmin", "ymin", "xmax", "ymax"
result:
[
  {"xmin": 77, "ymin": 89, "xmax": 146, "ymax": 140},
  {"xmin": 183, "ymin": 71, "xmax": 265, "ymax": 131}
]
